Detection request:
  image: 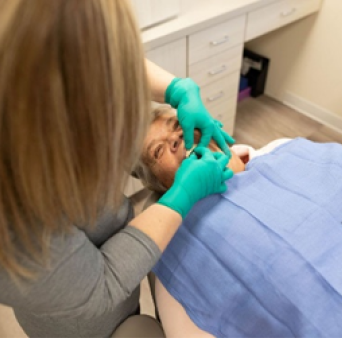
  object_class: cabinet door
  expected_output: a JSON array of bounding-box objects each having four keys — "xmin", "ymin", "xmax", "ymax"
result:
[
  {"xmin": 131, "ymin": 0, "xmax": 180, "ymax": 30},
  {"xmin": 145, "ymin": 38, "xmax": 187, "ymax": 78}
]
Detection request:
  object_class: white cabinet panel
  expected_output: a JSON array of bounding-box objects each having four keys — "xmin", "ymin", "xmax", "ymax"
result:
[
  {"xmin": 146, "ymin": 38, "xmax": 187, "ymax": 78},
  {"xmin": 131, "ymin": 0, "xmax": 180, "ymax": 30}
]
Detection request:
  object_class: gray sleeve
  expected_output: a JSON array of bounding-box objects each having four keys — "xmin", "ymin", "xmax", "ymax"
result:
[{"xmin": 0, "ymin": 226, "xmax": 161, "ymax": 319}]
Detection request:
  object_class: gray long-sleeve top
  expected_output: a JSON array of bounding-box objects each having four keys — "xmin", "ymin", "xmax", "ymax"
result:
[{"xmin": 0, "ymin": 197, "xmax": 161, "ymax": 337}]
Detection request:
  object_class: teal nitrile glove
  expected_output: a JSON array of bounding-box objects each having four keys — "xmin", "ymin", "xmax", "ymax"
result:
[
  {"xmin": 165, "ymin": 78, "xmax": 235, "ymax": 156},
  {"xmin": 158, "ymin": 147, "xmax": 234, "ymax": 218}
]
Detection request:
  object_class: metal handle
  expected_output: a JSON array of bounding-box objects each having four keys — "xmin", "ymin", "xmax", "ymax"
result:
[
  {"xmin": 209, "ymin": 65, "xmax": 227, "ymax": 76},
  {"xmin": 280, "ymin": 8, "xmax": 297, "ymax": 17},
  {"xmin": 207, "ymin": 91, "xmax": 224, "ymax": 102},
  {"xmin": 210, "ymin": 35, "xmax": 229, "ymax": 46}
]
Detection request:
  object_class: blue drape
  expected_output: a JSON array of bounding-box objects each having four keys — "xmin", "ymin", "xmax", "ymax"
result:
[{"xmin": 154, "ymin": 138, "xmax": 342, "ymax": 337}]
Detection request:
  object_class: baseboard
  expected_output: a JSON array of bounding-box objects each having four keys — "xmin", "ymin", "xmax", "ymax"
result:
[{"xmin": 283, "ymin": 92, "xmax": 342, "ymax": 135}]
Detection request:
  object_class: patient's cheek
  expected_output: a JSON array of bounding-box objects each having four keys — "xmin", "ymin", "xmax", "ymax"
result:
[{"xmin": 154, "ymin": 159, "xmax": 179, "ymax": 189}]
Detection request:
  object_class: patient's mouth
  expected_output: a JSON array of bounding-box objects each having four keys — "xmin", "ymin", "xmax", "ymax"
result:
[
  {"xmin": 180, "ymin": 141, "xmax": 187, "ymax": 160},
  {"xmin": 178, "ymin": 134, "xmax": 187, "ymax": 159},
  {"xmin": 173, "ymin": 134, "xmax": 183, "ymax": 152}
]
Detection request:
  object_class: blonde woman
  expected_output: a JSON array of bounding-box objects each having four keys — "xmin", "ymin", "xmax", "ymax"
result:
[{"xmin": 0, "ymin": 0, "xmax": 234, "ymax": 338}]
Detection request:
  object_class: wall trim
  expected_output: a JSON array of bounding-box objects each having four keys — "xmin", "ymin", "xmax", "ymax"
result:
[{"xmin": 283, "ymin": 92, "xmax": 342, "ymax": 135}]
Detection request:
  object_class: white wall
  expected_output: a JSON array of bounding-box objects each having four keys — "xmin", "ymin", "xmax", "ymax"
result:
[{"xmin": 246, "ymin": 0, "xmax": 342, "ymax": 122}]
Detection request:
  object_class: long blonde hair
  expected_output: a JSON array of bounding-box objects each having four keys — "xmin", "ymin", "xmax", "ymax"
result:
[{"xmin": 0, "ymin": 0, "xmax": 150, "ymax": 278}]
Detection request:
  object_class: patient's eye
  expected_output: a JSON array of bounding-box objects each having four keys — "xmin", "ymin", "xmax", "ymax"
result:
[
  {"xmin": 173, "ymin": 119, "xmax": 180, "ymax": 131},
  {"xmin": 154, "ymin": 145, "xmax": 163, "ymax": 159}
]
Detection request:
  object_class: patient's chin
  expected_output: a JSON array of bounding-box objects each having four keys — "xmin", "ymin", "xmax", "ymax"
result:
[{"xmin": 161, "ymin": 174, "xmax": 175, "ymax": 190}]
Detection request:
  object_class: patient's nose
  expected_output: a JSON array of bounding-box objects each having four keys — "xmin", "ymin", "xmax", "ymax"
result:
[{"xmin": 169, "ymin": 133, "xmax": 182, "ymax": 153}]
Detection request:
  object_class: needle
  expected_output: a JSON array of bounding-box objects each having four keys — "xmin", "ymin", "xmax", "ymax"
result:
[{"xmin": 186, "ymin": 144, "xmax": 198, "ymax": 158}]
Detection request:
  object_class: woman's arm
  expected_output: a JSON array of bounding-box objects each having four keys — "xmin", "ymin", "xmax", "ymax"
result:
[
  {"xmin": 145, "ymin": 59, "xmax": 175, "ymax": 103},
  {"xmin": 130, "ymin": 204, "xmax": 182, "ymax": 252},
  {"xmin": 0, "ymin": 207, "xmax": 180, "ymax": 322}
]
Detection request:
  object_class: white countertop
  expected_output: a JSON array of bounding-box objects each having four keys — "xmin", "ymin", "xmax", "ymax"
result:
[{"xmin": 142, "ymin": 0, "xmax": 278, "ymax": 50}]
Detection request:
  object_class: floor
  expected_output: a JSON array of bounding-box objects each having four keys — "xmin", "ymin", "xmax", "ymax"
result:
[
  {"xmin": 1, "ymin": 95, "xmax": 341, "ymax": 337},
  {"xmin": 233, "ymin": 96, "xmax": 342, "ymax": 147}
]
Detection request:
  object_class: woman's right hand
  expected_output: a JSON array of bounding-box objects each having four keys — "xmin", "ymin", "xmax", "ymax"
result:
[{"xmin": 158, "ymin": 147, "xmax": 234, "ymax": 218}]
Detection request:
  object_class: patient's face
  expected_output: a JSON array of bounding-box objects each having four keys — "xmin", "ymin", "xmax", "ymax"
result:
[{"xmin": 142, "ymin": 113, "xmax": 245, "ymax": 189}]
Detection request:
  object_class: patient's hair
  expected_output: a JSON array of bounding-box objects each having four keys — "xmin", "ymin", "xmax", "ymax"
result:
[{"xmin": 133, "ymin": 105, "xmax": 174, "ymax": 193}]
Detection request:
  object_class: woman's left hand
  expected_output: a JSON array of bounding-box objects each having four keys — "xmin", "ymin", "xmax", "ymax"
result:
[{"xmin": 165, "ymin": 77, "xmax": 235, "ymax": 156}]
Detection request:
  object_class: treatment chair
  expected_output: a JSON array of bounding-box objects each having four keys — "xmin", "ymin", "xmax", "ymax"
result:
[
  {"xmin": 111, "ymin": 314, "xmax": 164, "ymax": 338},
  {"xmin": 111, "ymin": 269, "xmax": 164, "ymax": 337}
]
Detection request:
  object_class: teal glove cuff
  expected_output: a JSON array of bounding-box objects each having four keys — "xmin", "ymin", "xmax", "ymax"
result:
[
  {"xmin": 165, "ymin": 77, "xmax": 182, "ymax": 107},
  {"xmin": 157, "ymin": 185, "xmax": 192, "ymax": 219}
]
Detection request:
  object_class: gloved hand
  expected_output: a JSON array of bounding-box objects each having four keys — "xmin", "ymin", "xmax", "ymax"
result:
[
  {"xmin": 165, "ymin": 78, "xmax": 235, "ymax": 156},
  {"xmin": 158, "ymin": 147, "xmax": 234, "ymax": 218}
]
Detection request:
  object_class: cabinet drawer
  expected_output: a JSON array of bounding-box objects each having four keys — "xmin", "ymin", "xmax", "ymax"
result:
[
  {"xmin": 207, "ymin": 97, "xmax": 237, "ymax": 136},
  {"xmin": 188, "ymin": 15, "xmax": 245, "ymax": 65},
  {"xmin": 189, "ymin": 45, "xmax": 243, "ymax": 88},
  {"xmin": 200, "ymin": 71, "xmax": 239, "ymax": 110},
  {"xmin": 245, "ymin": 0, "xmax": 321, "ymax": 41}
]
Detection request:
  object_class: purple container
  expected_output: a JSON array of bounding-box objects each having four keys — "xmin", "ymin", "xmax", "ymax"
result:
[{"xmin": 238, "ymin": 87, "xmax": 251, "ymax": 102}]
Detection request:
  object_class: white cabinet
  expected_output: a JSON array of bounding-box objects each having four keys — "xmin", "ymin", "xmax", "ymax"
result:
[
  {"xmin": 145, "ymin": 38, "xmax": 187, "ymax": 78},
  {"xmin": 131, "ymin": 0, "xmax": 180, "ymax": 30}
]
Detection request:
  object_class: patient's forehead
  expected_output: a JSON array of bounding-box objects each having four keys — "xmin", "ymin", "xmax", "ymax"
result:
[
  {"xmin": 154, "ymin": 112, "xmax": 177, "ymax": 124},
  {"xmin": 146, "ymin": 113, "xmax": 177, "ymax": 138}
]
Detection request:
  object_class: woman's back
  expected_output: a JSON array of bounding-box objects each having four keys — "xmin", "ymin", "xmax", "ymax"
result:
[
  {"xmin": 154, "ymin": 138, "xmax": 342, "ymax": 337},
  {"xmin": 0, "ymin": 199, "xmax": 159, "ymax": 338}
]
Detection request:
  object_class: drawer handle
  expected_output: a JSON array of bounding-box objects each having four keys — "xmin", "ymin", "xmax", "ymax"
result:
[
  {"xmin": 209, "ymin": 65, "xmax": 227, "ymax": 76},
  {"xmin": 207, "ymin": 91, "xmax": 224, "ymax": 102},
  {"xmin": 280, "ymin": 8, "xmax": 297, "ymax": 17},
  {"xmin": 210, "ymin": 35, "xmax": 229, "ymax": 46}
]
